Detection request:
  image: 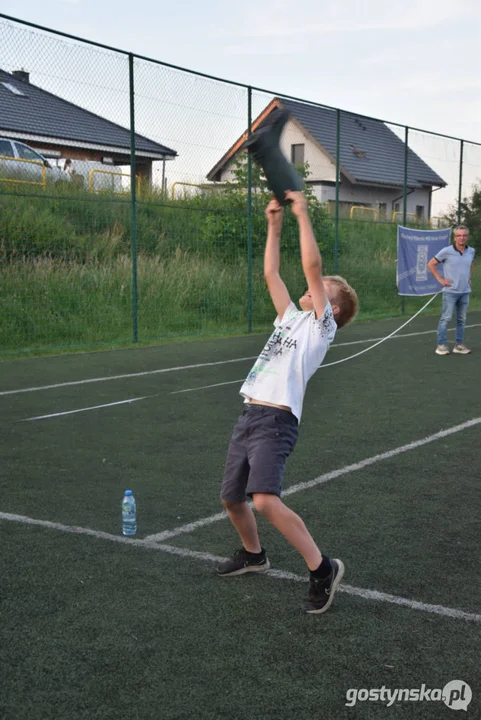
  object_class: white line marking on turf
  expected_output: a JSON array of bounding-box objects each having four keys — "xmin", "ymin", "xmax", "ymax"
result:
[
  {"xmin": 0, "ymin": 511, "xmax": 225, "ymax": 561},
  {"xmin": 15, "ymin": 323, "xmax": 481, "ymax": 419},
  {"xmin": 0, "ymin": 356, "xmax": 257, "ymax": 397},
  {"xmin": 3, "ymin": 323, "xmax": 480, "ymax": 398},
  {"xmin": 265, "ymin": 568, "xmax": 481, "ymax": 624},
  {"xmin": 146, "ymin": 511, "xmax": 229, "ymax": 540},
  {"xmin": 1, "ymin": 511, "xmax": 480, "ymax": 624},
  {"xmin": 145, "ymin": 416, "xmax": 481, "ymax": 542},
  {"xmin": 21, "ymin": 396, "xmax": 153, "ymax": 422}
]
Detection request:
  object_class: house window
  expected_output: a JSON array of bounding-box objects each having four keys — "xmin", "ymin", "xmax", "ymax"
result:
[
  {"xmin": 0, "ymin": 139, "xmax": 14, "ymax": 157},
  {"xmin": 379, "ymin": 202, "xmax": 387, "ymax": 218},
  {"xmin": 291, "ymin": 144, "xmax": 305, "ymax": 166},
  {"xmin": 1, "ymin": 82, "xmax": 26, "ymax": 96},
  {"xmin": 416, "ymin": 205, "xmax": 425, "ymax": 221},
  {"xmin": 394, "ymin": 203, "xmax": 400, "ymax": 213}
]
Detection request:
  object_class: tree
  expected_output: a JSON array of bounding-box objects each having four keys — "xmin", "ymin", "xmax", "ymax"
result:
[{"xmin": 444, "ymin": 183, "xmax": 481, "ymax": 249}]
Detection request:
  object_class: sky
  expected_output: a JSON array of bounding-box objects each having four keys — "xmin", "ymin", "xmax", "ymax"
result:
[
  {"xmin": 0, "ymin": 0, "xmax": 480, "ymax": 210},
  {"xmin": 2, "ymin": 0, "xmax": 480, "ymax": 141}
]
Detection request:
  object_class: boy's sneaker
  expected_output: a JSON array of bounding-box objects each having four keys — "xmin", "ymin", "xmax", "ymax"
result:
[
  {"xmin": 435, "ymin": 345, "xmax": 450, "ymax": 355},
  {"xmin": 303, "ymin": 559, "xmax": 345, "ymax": 614},
  {"xmin": 216, "ymin": 548, "xmax": 270, "ymax": 577},
  {"xmin": 453, "ymin": 344, "xmax": 471, "ymax": 354}
]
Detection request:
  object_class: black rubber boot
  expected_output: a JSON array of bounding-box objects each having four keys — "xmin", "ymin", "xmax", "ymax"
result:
[{"xmin": 242, "ymin": 107, "xmax": 304, "ymax": 205}]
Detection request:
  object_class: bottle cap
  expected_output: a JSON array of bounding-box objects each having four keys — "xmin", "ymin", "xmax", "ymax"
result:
[{"xmin": 124, "ymin": 490, "xmax": 133, "ymax": 496}]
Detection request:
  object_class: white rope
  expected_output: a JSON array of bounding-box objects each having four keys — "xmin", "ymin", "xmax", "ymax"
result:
[{"xmin": 321, "ymin": 293, "xmax": 440, "ymax": 368}]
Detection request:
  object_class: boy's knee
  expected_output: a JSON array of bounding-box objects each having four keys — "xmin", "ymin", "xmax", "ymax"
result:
[
  {"xmin": 221, "ymin": 498, "xmax": 245, "ymax": 512},
  {"xmin": 252, "ymin": 493, "xmax": 278, "ymax": 517}
]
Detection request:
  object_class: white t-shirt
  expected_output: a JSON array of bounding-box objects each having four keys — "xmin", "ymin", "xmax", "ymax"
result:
[{"xmin": 240, "ymin": 301, "xmax": 337, "ymax": 422}]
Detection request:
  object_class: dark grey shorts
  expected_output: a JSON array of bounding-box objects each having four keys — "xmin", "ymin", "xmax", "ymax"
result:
[{"xmin": 220, "ymin": 404, "xmax": 299, "ymax": 504}]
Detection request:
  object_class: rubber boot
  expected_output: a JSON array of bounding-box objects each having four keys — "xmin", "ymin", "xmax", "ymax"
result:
[{"xmin": 242, "ymin": 108, "xmax": 304, "ymax": 205}]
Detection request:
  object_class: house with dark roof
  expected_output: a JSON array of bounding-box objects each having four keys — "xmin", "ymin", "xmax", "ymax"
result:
[
  {"xmin": 0, "ymin": 69, "xmax": 177, "ymax": 185},
  {"xmin": 207, "ymin": 98, "xmax": 446, "ymax": 222}
]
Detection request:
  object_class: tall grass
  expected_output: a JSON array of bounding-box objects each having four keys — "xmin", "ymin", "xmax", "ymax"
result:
[
  {"xmin": 1, "ymin": 254, "xmax": 299, "ymax": 351},
  {"xmin": 1, "ymin": 188, "xmax": 479, "ymax": 355}
]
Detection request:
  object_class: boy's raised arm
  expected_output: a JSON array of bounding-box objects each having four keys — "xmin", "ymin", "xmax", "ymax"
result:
[
  {"xmin": 264, "ymin": 198, "xmax": 291, "ymax": 320},
  {"xmin": 286, "ymin": 191, "xmax": 328, "ymax": 320}
]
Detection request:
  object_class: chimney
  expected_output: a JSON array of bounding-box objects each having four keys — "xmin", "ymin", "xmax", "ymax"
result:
[{"xmin": 12, "ymin": 70, "xmax": 30, "ymax": 83}]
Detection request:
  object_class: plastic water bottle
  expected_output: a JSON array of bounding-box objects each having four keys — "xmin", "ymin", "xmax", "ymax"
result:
[{"xmin": 122, "ymin": 490, "xmax": 137, "ymax": 536}]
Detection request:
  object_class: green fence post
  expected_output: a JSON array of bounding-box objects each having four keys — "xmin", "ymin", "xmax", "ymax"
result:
[
  {"xmin": 129, "ymin": 52, "xmax": 139, "ymax": 343},
  {"xmin": 403, "ymin": 126, "xmax": 409, "ymax": 226},
  {"xmin": 334, "ymin": 109, "xmax": 340, "ymax": 273},
  {"xmin": 457, "ymin": 139, "xmax": 464, "ymax": 225},
  {"xmin": 247, "ymin": 86, "xmax": 253, "ymax": 333},
  {"xmin": 401, "ymin": 126, "xmax": 409, "ymax": 315}
]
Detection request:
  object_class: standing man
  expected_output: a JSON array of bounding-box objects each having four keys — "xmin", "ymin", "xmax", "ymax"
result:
[{"xmin": 428, "ymin": 225, "xmax": 475, "ymax": 355}]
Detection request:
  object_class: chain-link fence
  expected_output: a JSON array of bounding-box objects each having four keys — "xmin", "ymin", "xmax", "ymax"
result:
[{"xmin": 1, "ymin": 14, "xmax": 480, "ymax": 354}]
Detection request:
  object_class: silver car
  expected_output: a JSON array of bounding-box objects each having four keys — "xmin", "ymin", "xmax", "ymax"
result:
[{"xmin": 0, "ymin": 138, "xmax": 69, "ymax": 186}]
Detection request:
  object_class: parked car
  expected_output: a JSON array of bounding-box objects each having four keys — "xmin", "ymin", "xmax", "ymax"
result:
[{"xmin": 0, "ymin": 138, "xmax": 70, "ymax": 185}]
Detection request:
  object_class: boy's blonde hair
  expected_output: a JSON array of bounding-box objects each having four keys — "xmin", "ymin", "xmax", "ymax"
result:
[{"xmin": 324, "ymin": 275, "xmax": 359, "ymax": 329}]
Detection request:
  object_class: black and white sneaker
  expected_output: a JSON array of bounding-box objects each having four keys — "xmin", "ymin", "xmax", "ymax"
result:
[
  {"xmin": 303, "ymin": 559, "xmax": 345, "ymax": 614},
  {"xmin": 216, "ymin": 548, "xmax": 270, "ymax": 577}
]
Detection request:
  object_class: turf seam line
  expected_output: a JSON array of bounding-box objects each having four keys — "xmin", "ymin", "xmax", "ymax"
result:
[
  {"xmin": 0, "ymin": 511, "xmax": 480, "ymax": 625},
  {"xmin": 21, "ymin": 396, "xmax": 154, "ymax": 421},
  {"xmin": 3, "ymin": 323, "xmax": 480, "ymax": 397},
  {"xmin": 169, "ymin": 380, "xmax": 244, "ymax": 395},
  {"xmin": 145, "ymin": 415, "xmax": 481, "ymax": 542}
]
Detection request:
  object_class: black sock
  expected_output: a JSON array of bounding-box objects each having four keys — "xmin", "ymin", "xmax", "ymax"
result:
[
  {"xmin": 244, "ymin": 547, "xmax": 264, "ymax": 558},
  {"xmin": 310, "ymin": 555, "xmax": 332, "ymax": 579}
]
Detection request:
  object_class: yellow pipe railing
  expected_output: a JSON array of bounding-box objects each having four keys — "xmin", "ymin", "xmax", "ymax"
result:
[
  {"xmin": 171, "ymin": 181, "xmax": 217, "ymax": 200},
  {"xmin": 0, "ymin": 155, "xmax": 47, "ymax": 187},
  {"xmin": 89, "ymin": 169, "xmax": 141, "ymax": 196},
  {"xmin": 392, "ymin": 211, "xmax": 416, "ymax": 223},
  {"xmin": 349, "ymin": 205, "xmax": 379, "ymax": 221}
]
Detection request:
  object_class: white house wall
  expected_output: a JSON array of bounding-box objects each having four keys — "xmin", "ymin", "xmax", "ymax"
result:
[
  {"xmin": 218, "ymin": 119, "xmax": 336, "ymax": 183},
  {"xmin": 316, "ymin": 182, "xmax": 432, "ymax": 219},
  {"xmin": 279, "ymin": 120, "xmax": 336, "ymax": 182},
  {"xmin": 217, "ymin": 121, "xmax": 434, "ymax": 219}
]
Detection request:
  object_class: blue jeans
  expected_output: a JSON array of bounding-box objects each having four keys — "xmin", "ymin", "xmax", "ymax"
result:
[{"xmin": 437, "ymin": 292, "xmax": 470, "ymax": 345}]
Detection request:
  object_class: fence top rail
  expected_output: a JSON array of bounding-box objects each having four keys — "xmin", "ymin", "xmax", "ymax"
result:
[{"xmin": 2, "ymin": 12, "xmax": 481, "ymax": 149}]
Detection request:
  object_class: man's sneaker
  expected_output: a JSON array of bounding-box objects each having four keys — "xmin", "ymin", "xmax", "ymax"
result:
[
  {"xmin": 453, "ymin": 344, "xmax": 472, "ymax": 355},
  {"xmin": 435, "ymin": 345, "xmax": 450, "ymax": 355},
  {"xmin": 216, "ymin": 548, "xmax": 270, "ymax": 577},
  {"xmin": 303, "ymin": 559, "xmax": 345, "ymax": 614}
]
